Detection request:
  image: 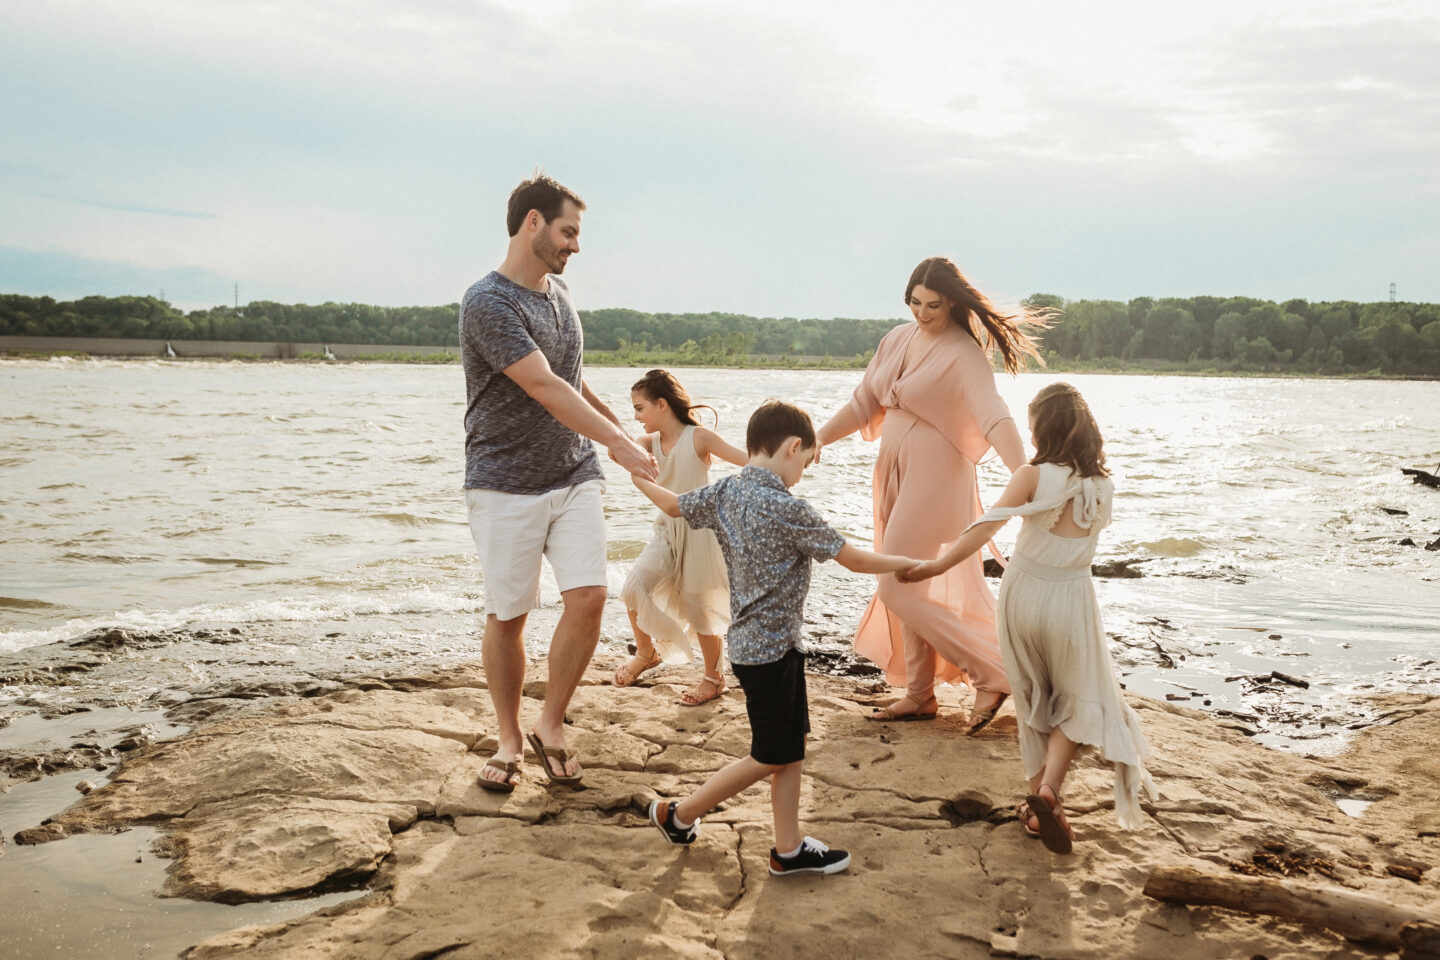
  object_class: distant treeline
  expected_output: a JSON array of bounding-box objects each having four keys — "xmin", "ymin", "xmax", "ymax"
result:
[{"xmin": 4, "ymin": 292, "xmax": 1439, "ymax": 376}]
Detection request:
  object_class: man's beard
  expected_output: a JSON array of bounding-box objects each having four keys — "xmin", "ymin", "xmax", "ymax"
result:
[{"xmin": 531, "ymin": 231, "xmax": 568, "ymax": 274}]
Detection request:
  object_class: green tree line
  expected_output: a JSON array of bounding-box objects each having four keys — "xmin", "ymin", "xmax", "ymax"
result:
[
  {"xmin": 4, "ymin": 292, "xmax": 1439, "ymax": 376},
  {"xmin": 1024, "ymin": 293, "xmax": 1440, "ymax": 376}
]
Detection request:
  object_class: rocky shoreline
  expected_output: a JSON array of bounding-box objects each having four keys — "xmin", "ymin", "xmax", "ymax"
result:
[{"xmin": 2, "ymin": 637, "xmax": 1437, "ymax": 959}]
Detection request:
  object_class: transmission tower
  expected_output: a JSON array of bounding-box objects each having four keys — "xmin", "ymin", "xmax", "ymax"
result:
[{"xmin": 1390, "ymin": 282, "xmax": 1396, "ymax": 303}]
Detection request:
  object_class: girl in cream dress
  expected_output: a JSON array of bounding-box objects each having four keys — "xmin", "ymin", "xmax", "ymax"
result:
[
  {"xmin": 614, "ymin": 370, "xmax": 747, "ymax": 705},
  {"xmin": 902, "ymin": 382, "xmax": 1157, "ymax": 853}
]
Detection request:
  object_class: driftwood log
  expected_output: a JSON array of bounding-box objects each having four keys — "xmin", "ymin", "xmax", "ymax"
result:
[{"xmin": 1143, "ymin": 865, "xmax": 1439, "ymax": 957}]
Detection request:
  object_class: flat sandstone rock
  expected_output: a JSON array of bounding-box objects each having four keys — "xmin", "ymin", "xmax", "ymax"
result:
[{"xmin": 18, "ymin": 659, "xmax": 1440, "ymax": 960}]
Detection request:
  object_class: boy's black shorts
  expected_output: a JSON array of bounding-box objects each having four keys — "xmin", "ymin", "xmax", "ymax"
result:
[{"xmin": 730, "ymin": 647, "xmax": 809, "ymax": 765}]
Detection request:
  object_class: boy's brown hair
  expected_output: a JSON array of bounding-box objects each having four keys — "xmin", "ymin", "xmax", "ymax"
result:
[
  {"xmin": 746, "ymin": 399, "xmax": 816, "ymax": 456},
  {"xmin": 1028, "ymin": 382, "xmax": 1109, "ymax": 477}
]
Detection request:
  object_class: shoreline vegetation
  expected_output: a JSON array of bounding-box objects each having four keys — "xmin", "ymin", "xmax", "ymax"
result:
[{"xmin": 3, "ymin": 291, "xmax": 1440, "ymax": 378}]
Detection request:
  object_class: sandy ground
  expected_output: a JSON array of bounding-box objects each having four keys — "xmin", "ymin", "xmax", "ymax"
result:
[{"xmin": 3, "ymin": 652, "xmax": 1438, "ymax": 960}]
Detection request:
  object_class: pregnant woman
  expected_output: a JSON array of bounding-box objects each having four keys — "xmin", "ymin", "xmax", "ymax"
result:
[{"xmin": 815, "ymin": 256, "xmax": 1044, "ymax": 732}]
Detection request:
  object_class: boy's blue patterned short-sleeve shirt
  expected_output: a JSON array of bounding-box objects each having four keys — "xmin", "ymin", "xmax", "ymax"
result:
[{"xmin": 678, "ymin": 465, "xmax": 846, "ymax": 665}]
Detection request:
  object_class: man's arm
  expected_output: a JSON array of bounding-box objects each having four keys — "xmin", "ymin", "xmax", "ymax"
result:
[
  {"xmin": 834, "ymin": 543, "xmax": 920, "ymax": 575},
  {"xmin": 503, "ymin": 352, "xmax": 657, "ymax": 480},
  {"xmin": 633, "ymin": 475, "xmax": 682, "ymax": 518},
  {"xmin": 580, "ymin": 379, "xmax": 624, "ymax": 430}
]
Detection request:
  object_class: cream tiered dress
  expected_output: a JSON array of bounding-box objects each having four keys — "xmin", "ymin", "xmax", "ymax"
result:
[
  {"xmin": 973, "ymin": 462, "xmax": 1157, "ymax": 828},
  {"xmin": 619, "ymin": 426, "xmax": 730, "ymax": 662}
]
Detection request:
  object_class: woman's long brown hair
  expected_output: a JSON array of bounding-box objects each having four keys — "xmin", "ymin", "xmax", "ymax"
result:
[
  {"xmin": 904, "ymin": 256, "xmax": 1049, "ymax": 375},
  {"xmin": 1028, "ymin": 382, "xmax": 1109, "ymax": 477},
  {"xmin": 631, "ymin": 369, "xmax": 717, "ymax": 427}
]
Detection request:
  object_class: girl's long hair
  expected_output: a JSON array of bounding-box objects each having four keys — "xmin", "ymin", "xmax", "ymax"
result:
[
  {"xmin": 631, "ymin": 369, "xmax": 717, "ymax": 427},
  {"xmin": 1028, "ymin": 382, "xmax": 1108, "ymax": 477},
  {"xmin": 904, "ymin": 256, "xmax": 1049, "ymax": 375}
]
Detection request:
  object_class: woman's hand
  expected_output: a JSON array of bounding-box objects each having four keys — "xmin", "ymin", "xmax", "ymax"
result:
[{"xmin": 898, "ymin": 559, "xmax": 943, "ymax": 583}]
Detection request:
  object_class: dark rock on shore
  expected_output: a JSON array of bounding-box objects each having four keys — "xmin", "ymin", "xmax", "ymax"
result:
[{"xmin": 984, "ymin": 557, "xmax": 1150, "ymax": 578}]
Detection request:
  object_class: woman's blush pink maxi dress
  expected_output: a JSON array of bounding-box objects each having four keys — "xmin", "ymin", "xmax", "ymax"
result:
[{"xmin": 847, "ymin": 321, "xmax": 1014, "ymax": 700}]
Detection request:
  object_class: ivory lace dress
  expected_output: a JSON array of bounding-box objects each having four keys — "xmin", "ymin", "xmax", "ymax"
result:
[
  {"xmin": 974, "ymin": 462, "xmax": 1157, "ymax": 828},
  {"xmin": 619, "ymin": 426, "xmax": 730, "ymax": 662}
]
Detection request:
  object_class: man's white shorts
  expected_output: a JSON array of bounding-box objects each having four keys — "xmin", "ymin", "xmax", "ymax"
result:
[{"xmin": 465, "ymin": 479, "xmax": 607, "ymax": 621}]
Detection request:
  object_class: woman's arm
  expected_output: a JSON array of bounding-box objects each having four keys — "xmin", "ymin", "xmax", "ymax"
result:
[
  {"xmin": 632, "ymin": 475, "xmax": 682, "ymax": 518},
  {"xmin": 694, "ymin": 427, "xmax": 748, "ymax": 467},
  {"xmin": 816, "ymin": 403, "xmax": 864, "ymax": 449},
  {"xmin": 899, "ymin": 464, "xmax": 1040, "ymax": 581},
  {"xmin": 834, "ymin": 543, "xmax": 921, "ymax": 575},
  {"xmin": 986, "ymin": 418, "xmax": 1026, "ymax": 473}
]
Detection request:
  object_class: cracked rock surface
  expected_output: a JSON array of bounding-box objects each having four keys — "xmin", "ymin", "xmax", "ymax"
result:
[{"xmin": 19, "ymin": 659, "xmax": 1440, "ymax": 960}]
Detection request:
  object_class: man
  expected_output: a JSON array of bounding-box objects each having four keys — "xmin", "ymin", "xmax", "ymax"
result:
[{"xmin": 460, "ymin": 173, "xmax": 657, "ymax": 791}]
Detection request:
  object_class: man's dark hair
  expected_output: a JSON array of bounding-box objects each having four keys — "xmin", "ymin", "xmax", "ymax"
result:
[
  {"xmin": 506, "ymin": 174, "xmax": 585, "ymax": 237},
  {"xmin": 746, "ymin": 399, "xmax": 816, "ymax": 456}
]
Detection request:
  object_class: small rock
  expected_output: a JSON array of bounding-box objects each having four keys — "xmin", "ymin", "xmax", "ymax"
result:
[
  {"xmin": 1268, "ymin": 633, "xmax": 1283, "ymax": 640},
  {"xmin": 1426, "ymin": 537, "xmax": 1440, "ymax": 552},
  {"xmin": 1386, "ymin": 863, "xmax": 1425, "ymax": 883},
  {"xmin": 75, "ymin": 780, "xmax": 96, "ymax": 794},
  {"xmin": 14, "ymin": 823, "xmax": 68, "ymax": 845},
  {"xmin": 1399, "ymin": 538, "xmax": 1416, "ymax": 546},
  {"xmin": 989, "ymin": 932, "xmax": 1019, "ymax": 956},
  {"xmin": 1380, "ymin": 507, "xmax": 1409, "ymax": 516}
]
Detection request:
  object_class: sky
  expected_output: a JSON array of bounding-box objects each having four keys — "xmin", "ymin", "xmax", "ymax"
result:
[{"xmin": 2, "ymin": 0, "xmax": 1438, "ymax": 316}]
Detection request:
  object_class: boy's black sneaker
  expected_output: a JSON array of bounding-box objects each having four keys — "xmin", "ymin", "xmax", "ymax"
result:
[
  {"xmin": 768, "ymin": 836, "xmax": 851, "ymax": 876},
  {"xmin": 649, "ymin": 799, "xmax": 700, "ymax": 845}
]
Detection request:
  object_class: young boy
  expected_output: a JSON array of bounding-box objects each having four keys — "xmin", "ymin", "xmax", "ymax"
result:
[{"xmin": 632, "ymin": 399, "xmax": 919, "ymax": 876}]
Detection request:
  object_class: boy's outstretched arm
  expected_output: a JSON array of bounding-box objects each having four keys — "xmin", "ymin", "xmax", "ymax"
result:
[
  {"xmin": 633, "ymin": 474, "xmax": 682, "ymax": 518},
  {"xmin": 835, "ymin": 543, "xmax": 922, "ymax": 575}
]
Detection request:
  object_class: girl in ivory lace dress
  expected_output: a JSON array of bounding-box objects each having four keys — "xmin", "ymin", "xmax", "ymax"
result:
[
  {"xmin": 613, "ymin": 370, "xmax": 747, "ymax": 705},
  {"xmin": 902, "ymin": 382, "xmax": 1157, "ymax": 854}
]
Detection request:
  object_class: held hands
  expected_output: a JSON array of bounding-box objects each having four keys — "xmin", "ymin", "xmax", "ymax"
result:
[
  {"xmin": 898, "ymin": 558, "xmax": 944, "ymax": 583},
  {"xmin": 609, "ymin": 436, "xmax": 658, "ymax": 481}
]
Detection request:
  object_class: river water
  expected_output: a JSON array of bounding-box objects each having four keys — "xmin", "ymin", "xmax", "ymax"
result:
[{"xmin": 2, "ymin": 358, "xmax": 1437, "ymax": 750}]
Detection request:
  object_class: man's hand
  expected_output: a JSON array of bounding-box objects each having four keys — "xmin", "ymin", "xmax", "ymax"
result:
[{"xmin": 609, "ymin": 435, "xmax": 658, "ymax": 481}]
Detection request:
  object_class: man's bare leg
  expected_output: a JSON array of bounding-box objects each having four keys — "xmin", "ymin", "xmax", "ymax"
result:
[
  {"xmin": 480, "ymin": 611, "xmax": 528, "ymax": 787},
  {"xmin": 532, "ymin": 584, "xmax": 606, "ymax": 778}
]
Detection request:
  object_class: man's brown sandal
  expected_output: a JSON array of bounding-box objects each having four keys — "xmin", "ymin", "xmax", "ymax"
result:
[
  {"xmin": 478, "ymin": 757, "xmax": 521, "ymax": 794},
  {"xmin": 678, "ymin": 672, "xmax": 726, "ymax": 707},
  {"xmin": 526, "ymin": 730, "xmax": 583, "ymax": 786}
]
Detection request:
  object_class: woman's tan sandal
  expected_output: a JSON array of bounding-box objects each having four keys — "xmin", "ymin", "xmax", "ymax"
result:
[
  {"xmin": 478, "ymin": 757, "xmax": 521, "ymax": 794},
  {"xmin": 678, "ymin": 673, "xmax": 726, "ymax": 707},
  {"xmin": 867, "ymin": 694, "xmax": 939, "ymax": 722},
  {"xmin": 526, "ymin": 730, "xmax": 583, "ymax": 786},
  {"xmin": 614, "ymin": 652, "xmax": 662, "ymax": 687},
  {"xmin": 964, "ymin": 692, "xmax": 1009, "ymax": 736},
  {"xmin": 1023, "ymin": 784, "xmax": 1074, "ymax": 854}
]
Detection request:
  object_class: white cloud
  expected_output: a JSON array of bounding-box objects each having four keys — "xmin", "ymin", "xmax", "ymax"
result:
[{"xmin": 2, "ymin": 0, "xmax": 1438, "ymax": 311}]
